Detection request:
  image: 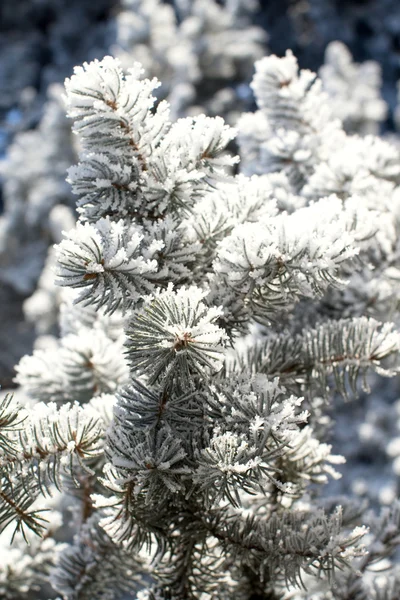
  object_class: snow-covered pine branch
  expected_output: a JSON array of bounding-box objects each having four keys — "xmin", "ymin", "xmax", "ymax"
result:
[
  {"xmin": 319, "ymin": 41, "xmax": 387, "ymax": 135},
  {"xmin": 240, "ymin": 317, "xmax": 400, "ymax": 398},
  {"xmin": 64, "ymin": 56, "xmax": 237, "ymax": 223},
  {"xmin": 15, "ymin": 327, "xmax": 129, "ymax": 404},
  {"xmin": 212, "ymin": 195, "xmax": 366, "ymax": 318},
  {"xmin": 238, "ymin": 51, "xmax": 400, "ymax": 329},
  {"xmin": 238, "ymin": 50, "xmax": 343, "ymax": 188},
  {"xmin": 0, "ymin": 395, "xmax": 104, "ymax": 540},
  {"xmin": 125, "ymin": 285, "xmax": 227, "ymax": 388}
]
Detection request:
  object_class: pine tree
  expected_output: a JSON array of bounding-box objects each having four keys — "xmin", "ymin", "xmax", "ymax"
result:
[{"xmin": 3, "ymin": 51, "xmax": 400, "ymax": 600}]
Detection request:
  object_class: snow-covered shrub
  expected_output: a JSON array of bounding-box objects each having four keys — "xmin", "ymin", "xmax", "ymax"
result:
[{"xmin": 2, "ymin": 52, "xmax": 400, "ymax": 599}]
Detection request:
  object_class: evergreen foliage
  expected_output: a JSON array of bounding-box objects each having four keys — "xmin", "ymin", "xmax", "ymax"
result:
[
  {"xmin": 3, "ymin": 47, "xmax": 400, "ymax": 600},
  {"xmin": 319, "ymin": 41, "xmax": 387, "ymax": 135}
]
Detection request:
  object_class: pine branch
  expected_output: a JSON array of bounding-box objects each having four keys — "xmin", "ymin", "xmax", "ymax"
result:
[
  {"xmin": 50, "ymin": 513, "xmax": 146, "ymax": 600},
  {"xmin": 0, "ymin": 401, "xmax": 104, "ymax": 541},
  {"xmin": 56, "ymin": 218, "xmax": 157, "ymax": 313},
  {"xmin": 0, "ymin": 475, "xmax": 47, "ymax": 541},
  {"xmin": 15, "ymin": 329, "xmax": 129, "ymax": 404},
  {"xmin": 0, "ymin": 394, "xmax": 26, "ymax": 460},
  {"xmin": 243, "ymin": 317, "xmax": 400, "ymax": 398},
  {"xmin": 64, "ymin": 57, "xmax": 237, "ymax": 224},
  {"xmin": 196, "ymin": 374, "xmax": 341, "ymax": 508},
  {"xmin": 67, "ymin": 153, "xmax": 140, "ymax": 222},
  {"xmin": 202, "ymin": 506, "xmax": 367, "ymax": 589},
  {"xmin": 94, "ymin": 474, "xmax": 168, "ymax": 553},
  {"xmin": 125, "ymin": 285, "xmax": 227, "ymax": 389},
  {"xmin": 213, "ymin": 196, "xmax": 366, "ymax": 322},
  {"xmin": 238, "ymin": 51, "xmax": 342, "ymax": 188},
  {"xmin": 107, "ymin": 425, "xmax": 190, "ymax": 504}
]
